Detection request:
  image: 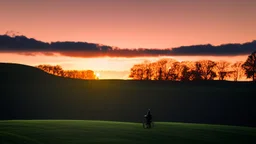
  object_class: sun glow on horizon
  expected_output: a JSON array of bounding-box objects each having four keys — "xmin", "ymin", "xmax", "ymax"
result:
[
  {"xmin": 96, "ymin": 72, "xmax": 100, "ymax": 78},
  {"xmin": 0, "ymin": 52, "xmax": 250, "ymax": 79}
]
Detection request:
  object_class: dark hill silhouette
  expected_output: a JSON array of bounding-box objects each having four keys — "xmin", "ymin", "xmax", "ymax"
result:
[
  {"xmin": 1, "ymin": 63, "xmax": 53, "ymax": 80},
  {"xmin": 0, "ymin": 63, "xmax": 255, "ymax": 127}
]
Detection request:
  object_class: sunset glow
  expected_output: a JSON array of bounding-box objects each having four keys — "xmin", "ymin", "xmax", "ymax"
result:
[
  {"xmin": 1, "ymin": 0, "xmax": 256, "ymax": 48},
  {"xmin": 1, "ymin": 2, "xmax": 256, "ymax": 143},
  {"xmin": 96, "ymin": 73, "xmax": 100, "ymax": 78},
  {"xmin": 0, "ymin": 52, "xmax": 249, "ymax": 79},
  {"xmin": 0, "ymin": 0, "xmax": 256, "ymax": 79}
]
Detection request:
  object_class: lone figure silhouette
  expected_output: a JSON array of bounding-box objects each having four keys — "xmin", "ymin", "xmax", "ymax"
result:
[{"xmin": 144, "ymin": 109, "xmax": 152, "ymax": 127}]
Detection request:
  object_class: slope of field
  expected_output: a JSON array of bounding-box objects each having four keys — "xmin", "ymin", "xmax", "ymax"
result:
[
  {"xmin": 0, "ymin": 120, "xmax": 255, "ymax": 144},
  {"xmin": 0, "ymin": 63, "xmax": 256, "ymax": 127}
]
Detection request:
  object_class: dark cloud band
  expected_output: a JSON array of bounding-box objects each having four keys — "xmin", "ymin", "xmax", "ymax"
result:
[{"xmin": 0, "ymin": 35, "xmax": 255, "ymax": 57}]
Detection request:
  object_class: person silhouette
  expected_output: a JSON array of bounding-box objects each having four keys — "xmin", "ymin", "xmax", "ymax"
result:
[{"xmin": 145, "ymin": 109, "xmax": 152, "ymax": 127}]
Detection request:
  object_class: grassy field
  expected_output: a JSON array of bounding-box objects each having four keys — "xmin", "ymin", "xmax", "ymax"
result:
[
  {"xmin": 0, "ymin": 120, "xmax": 255, "ymax": 144},
  {"xmin": 1, "ymin": 63, "xmax": 256, "ymax": 127}
]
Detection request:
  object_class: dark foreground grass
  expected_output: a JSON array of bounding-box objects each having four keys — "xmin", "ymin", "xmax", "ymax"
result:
[{"xmin": 0, "ymin": 120, "xmax": 255, "ymax": 144}]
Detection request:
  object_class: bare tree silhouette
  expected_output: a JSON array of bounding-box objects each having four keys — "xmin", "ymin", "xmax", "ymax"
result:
[{"xmin": 242, "ymin": 51, "xmax": 256, "ymax": 81}]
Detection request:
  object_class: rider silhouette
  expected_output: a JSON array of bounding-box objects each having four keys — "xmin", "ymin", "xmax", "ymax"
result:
[{"xmin": 145, "ymin": 109, "xmax": 152, "ymax": 126}]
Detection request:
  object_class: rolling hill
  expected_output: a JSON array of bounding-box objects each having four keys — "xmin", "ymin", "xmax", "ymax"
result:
[{"xmin": 0, "ymin": 63, "xmax": 255, "ymax": 127}]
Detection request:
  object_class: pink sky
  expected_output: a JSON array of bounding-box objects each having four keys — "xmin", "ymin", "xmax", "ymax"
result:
[{"xmin": 1, "ymin": 0, "xmax": 256, "ymax": 48}]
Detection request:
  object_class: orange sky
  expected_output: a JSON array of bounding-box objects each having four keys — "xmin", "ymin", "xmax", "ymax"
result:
[
  {"xmin": 0, "ymin": 0, "xmax": 255, "ymax": 79},
  {"xmin": 0, "ymin": 53, "xmax": 249, "ymax": 70},
  {"xmin": 0, "ymin": 53, "xmax": 249, "ymax": 79}
]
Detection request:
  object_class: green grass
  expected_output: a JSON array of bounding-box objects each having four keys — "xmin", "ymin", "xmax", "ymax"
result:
[{"xmin": 0, "ymin": 120, "xmax": 255, "ymax": 144}]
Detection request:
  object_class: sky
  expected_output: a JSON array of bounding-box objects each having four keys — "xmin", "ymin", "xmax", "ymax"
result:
[{"xmin": 0, "ymin": 0, "xmax": 256, "ymax": 79}]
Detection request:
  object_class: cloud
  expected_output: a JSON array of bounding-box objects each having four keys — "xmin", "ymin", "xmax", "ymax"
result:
[
  {"xmin": 0, "ymin": 34, "xmax": 256, "ymax": 58},
  {"xmin": 171, "ymin": 43, "xmax": 256, "ymax": 56}
]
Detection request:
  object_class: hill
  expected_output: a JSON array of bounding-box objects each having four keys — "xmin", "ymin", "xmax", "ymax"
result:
[
  {"xmin": 0, "ymin": 120, "xmax": 255, "ymax": 144},
  {"xmin": 0, "ymin": 63, "xmax": 255, "ymax": 127}
]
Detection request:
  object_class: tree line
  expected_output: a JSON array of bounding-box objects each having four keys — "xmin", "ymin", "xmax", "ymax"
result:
[
  {"xmin": 36, "ymin": 65, "xmax": 98, "ymax": 80},
  {"xmin": 129, "ymin": 51, "xmax": 256, "ymax": 81}
]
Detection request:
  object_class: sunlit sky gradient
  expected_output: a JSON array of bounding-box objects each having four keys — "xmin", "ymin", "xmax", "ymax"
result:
[{"xmin": 0, "ymin": 0, "xmax": 256, "ymax": 79}]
